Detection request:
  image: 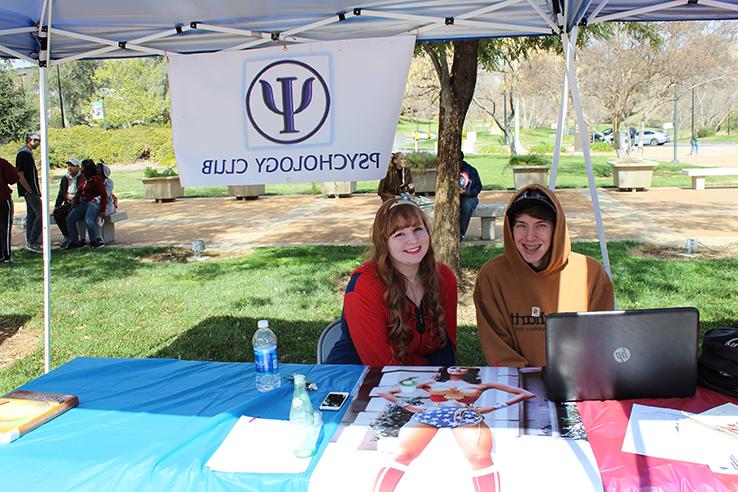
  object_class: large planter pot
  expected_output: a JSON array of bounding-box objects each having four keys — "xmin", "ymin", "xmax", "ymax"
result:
[
  {"xmin": 141, "ymin": 176, "xmax": 184, "ymax": 202},
  {"xmin": 228, "ymin": 184, "xmax": 265, "ymax": 200},
  {"xmin": 608, "ymin": 160, "xmax": 658, "ymax": 191},
  {"xmin": 511, "ymin": 165, "xmax": 549, "ymax": 190},
  {"xmin": 412, "ymin": 168, "xmax": 437, "ymax": 195},
  {"xmin": 321, "ymin": 181, "xmax": 356, "ymax": 198}
]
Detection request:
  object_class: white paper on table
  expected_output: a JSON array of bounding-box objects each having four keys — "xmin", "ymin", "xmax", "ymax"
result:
[
  {"xmin": 622, "ymin": 404, "xmax": 738, "ymax": 474},
  {"xmin": 622, "ymin": 404, "xmax": 698, "ymax": 462},
  {"xmin": 206, "ymin": 416, "xmax": 314, "ymax": 474},
  {"xmin": 681, "ymin": 403, "xmax": 738, "ymax": 475}
]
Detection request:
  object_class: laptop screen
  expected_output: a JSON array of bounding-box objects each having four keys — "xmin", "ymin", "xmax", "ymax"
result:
[{"xmin": 543, "ymin": 308, "xmax": 699, "ymax": 401}]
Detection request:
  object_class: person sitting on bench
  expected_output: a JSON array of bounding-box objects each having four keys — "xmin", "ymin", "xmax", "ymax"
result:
[
  {"xmin": 65, "ymin": 159, "xmax": 108, "ymax": 249},
  {"xmin": 53, "ymin": 158, "xmax": 83, "ymax": 249},
  {"xmin": 378, "ymin": 152, "xmax": 414, "ymax": 202}
]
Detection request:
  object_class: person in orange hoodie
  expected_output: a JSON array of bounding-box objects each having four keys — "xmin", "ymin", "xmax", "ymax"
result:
[{"xmin": 473, "ymin": 184, "xmax": 614, "ymax": 367}]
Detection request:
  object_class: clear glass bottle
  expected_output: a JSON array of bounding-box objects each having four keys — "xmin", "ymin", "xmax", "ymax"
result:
[
  {"xmin": 289, "ymin": 374, "xmax": 318, "ymax": 458},
  {"xmin": 252, "ymin": 320, "xmax": 281, "ymax": 392}
]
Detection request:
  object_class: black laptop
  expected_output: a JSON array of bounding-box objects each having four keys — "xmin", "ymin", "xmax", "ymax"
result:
[{"xmin": 543, "ymin": 308, "xmax": 699, "ymax": 401}]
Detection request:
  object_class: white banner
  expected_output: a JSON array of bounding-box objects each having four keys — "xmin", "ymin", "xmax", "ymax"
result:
[{"xmin": 167, "ymin": 36, "xmax": 415, "ymax": 186}]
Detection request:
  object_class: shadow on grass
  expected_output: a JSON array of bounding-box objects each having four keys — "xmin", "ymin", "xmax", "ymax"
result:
[
  {"xmin": 0, "ymin": 314, "xmax": 32, "ymax": 345},
  {"xmin": 152, "ymin": 315, "xmax": 330, "ymax": 365},
  {"xmin": 5, "ymin": 246, "xmax": 210, "ymax": 290}
]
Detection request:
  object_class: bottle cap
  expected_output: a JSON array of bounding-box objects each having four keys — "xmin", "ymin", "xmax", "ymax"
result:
[{"xmin": 257, "ymin": 320, "xmax": 269, "ymax": 329}]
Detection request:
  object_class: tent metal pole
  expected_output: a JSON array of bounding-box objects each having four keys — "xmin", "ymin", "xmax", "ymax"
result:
[
  {"xmin": 524, "ymin": 0, "xmax": 561, "ymax": 32},
  {"xmin": 416, "ymin": 0, "xmax": 528, "ymax": 34},
  {"xmin": 192, "ymin": 23, "xmax": 255, "ymax": 38},
  {"xmin": 363, "ymin": 9, "xmax": 552, "ymax": 34},
  {"xmin": 40, "ymin": 64, "xmax": 51, "ymax": 373},
  {"xmin": 40, "ymin": 3, "xmax": 53, "ymax": 374},
  {"xmin": 0, "ymin": 43, "xmax": 36, "ymax": 63},
  {"xmin": 587, "ymin": 0, "xmax": 611, "ymax": 23},
  {"xmin": 550, "ymin": 33, "xmax": 571, "ymax": 190},
  {"xmin": 563, "ymin": 31, "xmax": 614, "ymax": 285},
  {"xmin": 589, "ymin": 0, "xmax": 684, "ymax": 24},
  {"xmin": 52, "ymin": 27, "xmax": 172, "ymax": 52},
  {"xmin": 0, "ymin": 26, "xmax": 37, "ymax": 36},
  {"xmin": 696, "ymin": 0, "xmax": 738, "ymax": 13}
]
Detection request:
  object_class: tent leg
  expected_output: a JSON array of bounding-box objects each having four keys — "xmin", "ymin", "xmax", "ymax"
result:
[
  {"xmin": 550, "ymin": 35, "xmax": 571, "ymax": 190},
  {"xmin": 39, "ymin": 64, "xmax": 52, "ymax": 374},
  {"xmin": 563, "ymin": 31, "xmax": 615, "ymax": 293}
]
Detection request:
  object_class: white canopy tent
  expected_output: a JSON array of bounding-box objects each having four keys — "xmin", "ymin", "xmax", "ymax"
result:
[{"xmin": 1, "ymin": 0, "xmax": 737, "ymax": 372}]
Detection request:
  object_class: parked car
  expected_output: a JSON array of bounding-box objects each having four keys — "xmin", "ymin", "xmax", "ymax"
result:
[{"xmin": 633, "ymin": 129, "xmax": 671, "ymax": 146}]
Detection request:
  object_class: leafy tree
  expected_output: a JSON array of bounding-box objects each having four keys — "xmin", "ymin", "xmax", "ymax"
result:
[
  {"xmin": 422, "ymin": 37, "xmax": 558, "ymax": 274},
  {"xmin": 48, "ymin": 61, "xmax": 100, "ymax": 126},
  {"xmin": 421, "ymin": 27, "xmax": 658, "ymax": 273},
  {"xmin": 93, "ymin": 58, "xmax": 170, "ymax": 128},
  {"xmin": 0, "ymin": 61, "xmax": 37, "ymax": 142}
]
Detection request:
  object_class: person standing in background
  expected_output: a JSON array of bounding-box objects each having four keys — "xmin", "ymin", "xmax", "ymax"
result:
[
  {"xmin": 0, "ymin": 157, "xmax": 20, "ymax": 265},
  {"xmin": 15, "ymin": 132, "xmax": 42, "ymax": 253},
  {"xmin": 689, "ymin": 134, "xmax": 699, "ymax": 156},
  {"xmin": 459, "ymin": 151, "xmax": 482, "ymax": 241}
]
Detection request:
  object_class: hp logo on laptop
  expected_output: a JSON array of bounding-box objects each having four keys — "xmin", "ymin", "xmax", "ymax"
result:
[{"xmin": 613, "ymin": 347, "xmax": 631, "ymax": 363}]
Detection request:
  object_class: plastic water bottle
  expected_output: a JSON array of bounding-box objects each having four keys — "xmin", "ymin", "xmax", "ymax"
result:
[
  {"xmin": 289, "ymin": 374, "xmax": 319, "ymax": 458},
  {"xmin": 253, "ymin": 320, "xmax": 281, "ymax": 392}
]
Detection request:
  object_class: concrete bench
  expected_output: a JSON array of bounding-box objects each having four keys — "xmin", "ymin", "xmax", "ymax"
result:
[
  {"xmin": 682, "ymin": 167, "xmax": 738, "ymax": 190},
  {"xmin": 471, "ymin": 203, "xmax": 506, "ymax": 241},
  {"xmin": 49, "ymin": 211, "xmax": 128, "ymax": 243}
]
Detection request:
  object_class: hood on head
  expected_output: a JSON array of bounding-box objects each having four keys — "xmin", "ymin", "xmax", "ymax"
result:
[{"xmin": 502, "ymin": 184, "xmax": 570, "ymax": 274}]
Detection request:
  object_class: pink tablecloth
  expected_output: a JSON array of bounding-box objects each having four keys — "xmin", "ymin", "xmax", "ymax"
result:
[{"xmin": 578, "ymin": 387, "xmax": 738, "ymax": 492}]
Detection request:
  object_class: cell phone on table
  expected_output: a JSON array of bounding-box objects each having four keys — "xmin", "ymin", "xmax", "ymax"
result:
[{"xmin": 319, "ymin": 392, "xmax": 349, "ymax": 411}]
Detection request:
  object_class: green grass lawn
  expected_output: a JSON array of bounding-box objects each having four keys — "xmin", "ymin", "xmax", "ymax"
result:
[{"xmin": 2, "ymin": 242, "xmax": 736, "ymax": 394}]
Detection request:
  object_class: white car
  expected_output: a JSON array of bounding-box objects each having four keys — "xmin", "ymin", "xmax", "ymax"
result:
[{"xmin": 633, "ymin": 130, "xmax": 671, "ymax": 146}]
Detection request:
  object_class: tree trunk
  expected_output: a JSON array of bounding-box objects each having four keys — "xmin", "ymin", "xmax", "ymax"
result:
[
  {"xmin": 612, "ymin": 115, "xmax": 623, "ymax": 159},
  {"xmin": 426, "ymin": 40, "xmax": 479, "ymax": 277}
]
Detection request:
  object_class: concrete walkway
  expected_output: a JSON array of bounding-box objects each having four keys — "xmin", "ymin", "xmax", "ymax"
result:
[{"xmin": 12, "ymin": 186, "xmax": 738, "ymax": 254}]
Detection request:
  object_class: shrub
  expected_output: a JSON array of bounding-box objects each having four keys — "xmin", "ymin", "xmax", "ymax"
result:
[
  {"xmin": 593, "ymin": 164, "xmax": 612, "ymax": 177},
  {"xmin": 508, "ymin": 154, "xmax": 551, "ymax": 168},
  {"xmin": 0, "ymin": 126, "xmax": 176, "ymax": 168},
  {"xmin": 405, "ymin": 151, "xmax": 437, "ymax": 172},
  {"xmin": 590, "ymin": 142, "xmax": 613, "ymax": 153},
  {"xmin": 528, "ymin": 143, "xmax": 554, "ymax": 154},
  {"xmin": 144, "ymin": 166, "xmax": 178, "ymax": 178},
  {"xmin": 697, "ymin": 127, "xmax": 715, "ymax": 138}
]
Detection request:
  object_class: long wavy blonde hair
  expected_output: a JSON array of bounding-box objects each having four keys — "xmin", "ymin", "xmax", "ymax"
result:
[{"xmin": 368, "ymin": 199, "xmax": 447, "ymax": 363}]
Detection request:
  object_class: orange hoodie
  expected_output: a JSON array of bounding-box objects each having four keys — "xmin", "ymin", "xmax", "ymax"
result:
[{"xmin": 473, "ymin": 184, "xmax": 614, "ymax": 367}]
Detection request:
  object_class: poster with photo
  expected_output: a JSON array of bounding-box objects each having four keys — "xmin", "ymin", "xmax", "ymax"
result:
[{"xmin": 310, "ymin": 366, "xmax": 601, "ymax": 492}]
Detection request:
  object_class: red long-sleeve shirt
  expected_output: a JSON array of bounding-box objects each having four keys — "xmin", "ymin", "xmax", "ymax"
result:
[
  {"xmin": 75, "ymin": 175, "xmax": 107, "ymax": 216},
  {"xmin": 342, "ymin": 261, "xmax": 457, "ymax": 366},
  {"xmin": 0, "ymin": 158, "xmax": 20, "ymax": 201}
]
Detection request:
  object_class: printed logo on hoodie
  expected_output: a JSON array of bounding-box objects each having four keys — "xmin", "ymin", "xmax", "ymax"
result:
[{"xmin": 509, "ymin": 310, "xmax": 547, "ymax": 331}]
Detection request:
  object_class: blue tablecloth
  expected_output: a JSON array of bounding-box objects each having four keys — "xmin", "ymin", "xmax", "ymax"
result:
[{"xmin": 0, "ymin": 357, "xmax": 365, "ymax": 492}]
